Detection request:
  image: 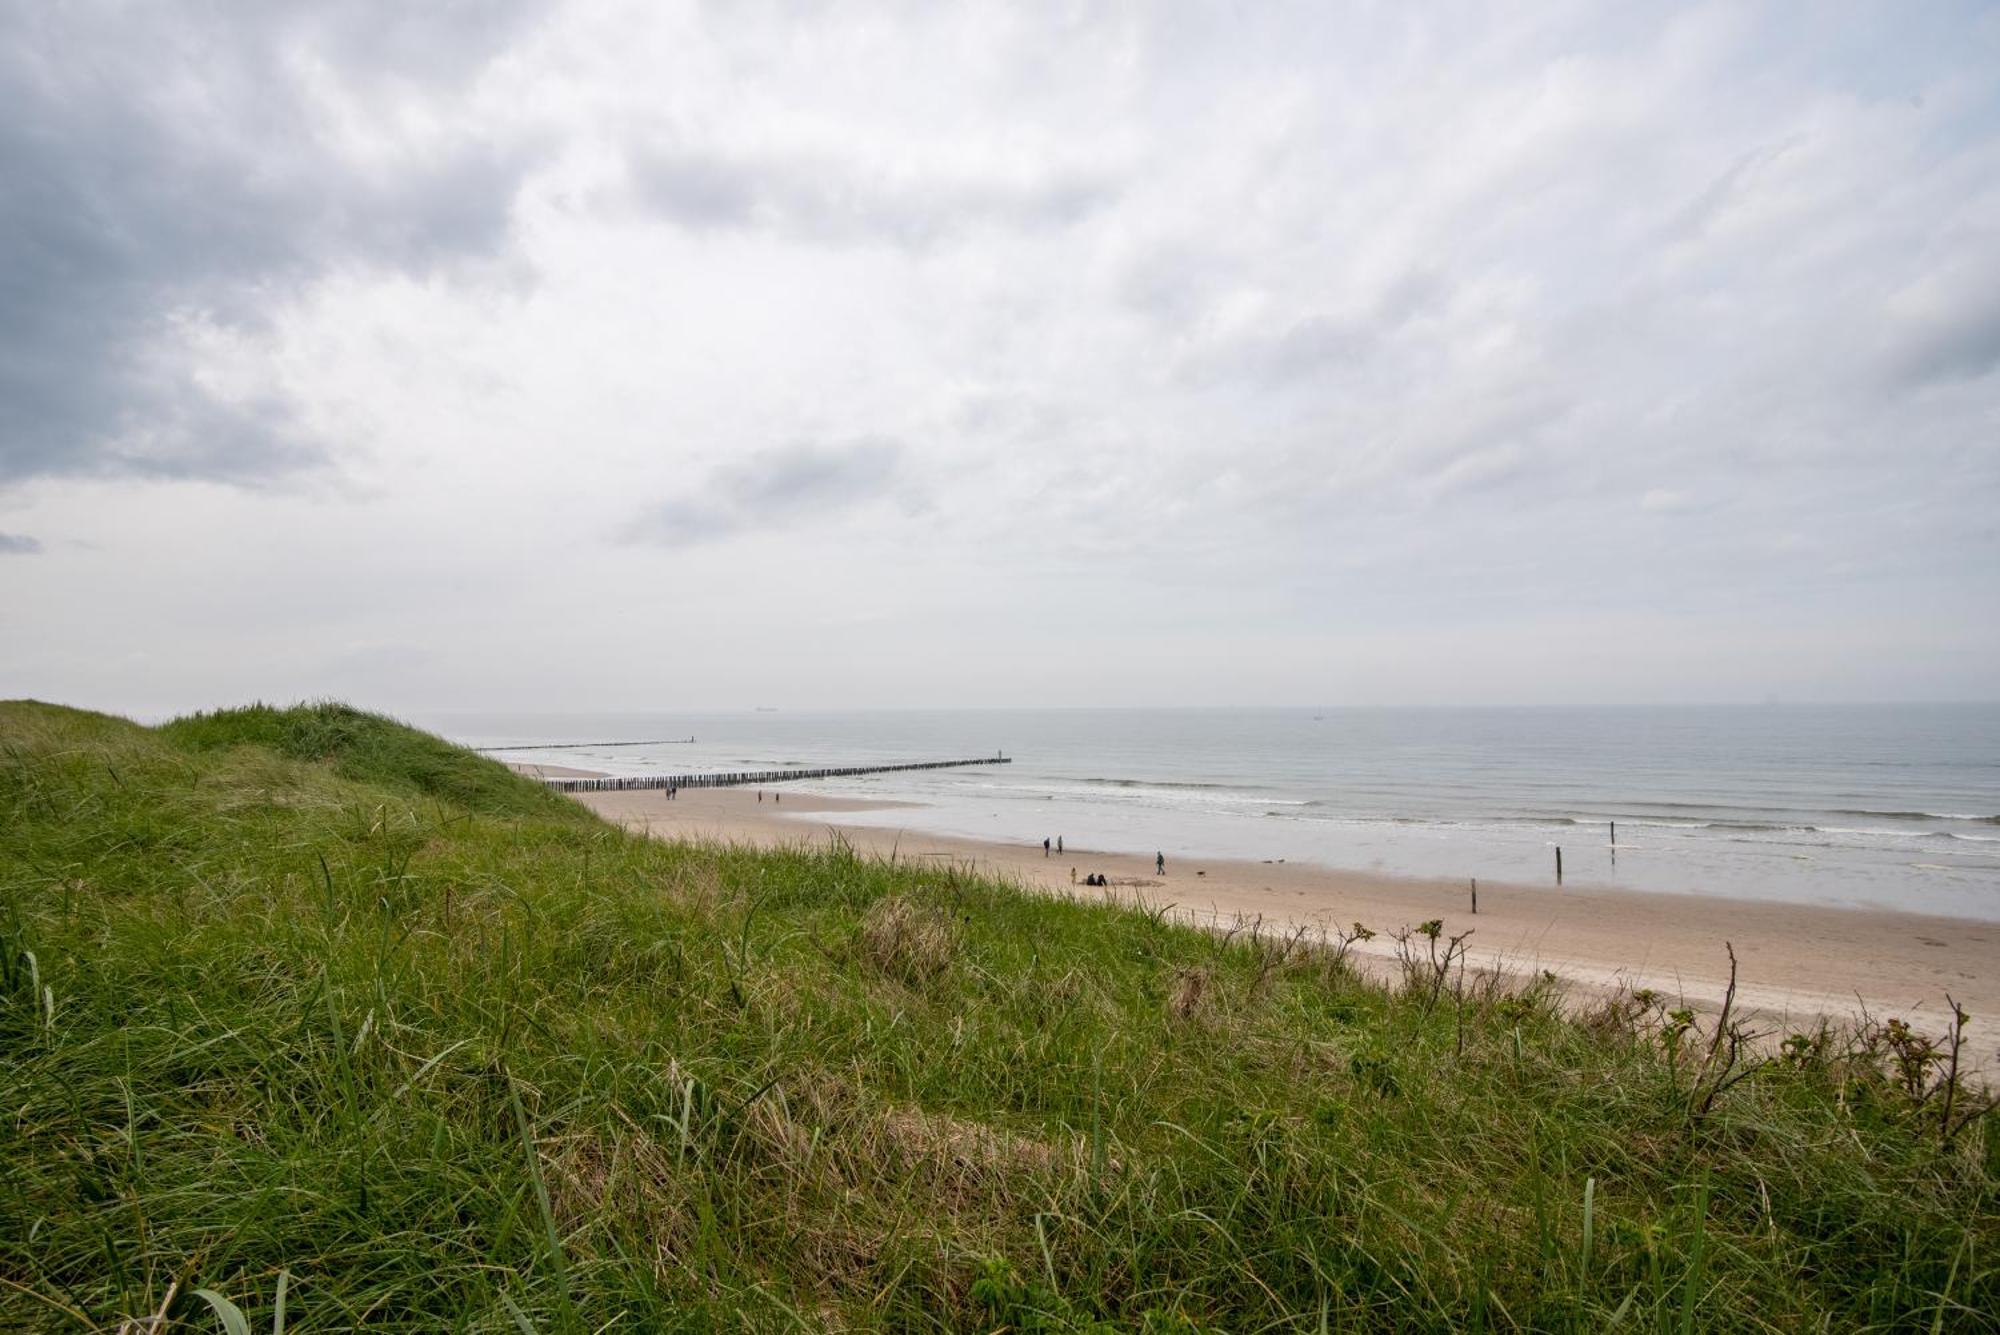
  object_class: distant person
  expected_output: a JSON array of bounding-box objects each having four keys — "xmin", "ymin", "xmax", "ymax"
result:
[
  {"xmin": 1156, "ymin": 852, "xmax": 1165, "ymax": 876},
  {"xmin": 1070, "ymin": 867, "xmax": 1076, "ymax": 884},
  {"xmin": 758, "ymin": 791, "xmax": 763, "ymax": 803},
  {"xmin": 1043, "ymin": 837, "xmax": 1051, "ymax": 857},
  {"xmin": 774, "ymin": 791, "xmax": 780, "ymax": 804}
]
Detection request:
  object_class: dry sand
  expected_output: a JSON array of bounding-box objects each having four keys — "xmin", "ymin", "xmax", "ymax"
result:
[
  {"xmin": 573, "ymin": 784, "xmax": 2000, "ymax": 1059},
  {"xmin": 506, "ymin": 761, "xmax": 613, "ymax": 780}
]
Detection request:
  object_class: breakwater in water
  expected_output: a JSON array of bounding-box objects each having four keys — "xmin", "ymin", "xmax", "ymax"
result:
[{"xmin": 539, "ymin": 756, "xmax": 1010, "ymax": 793}]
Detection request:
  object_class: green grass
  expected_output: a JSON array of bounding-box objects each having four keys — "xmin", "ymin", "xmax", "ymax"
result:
[
  {"xmin": 156, "ymin": 701, "xmax": 576, "ymax": 820},
  {"xmin": 1, "ymin": 699, "xmax": 1994, "ymax": 1331}
]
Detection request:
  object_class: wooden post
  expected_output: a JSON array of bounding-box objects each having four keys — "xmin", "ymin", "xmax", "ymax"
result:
[
  {"xmin": 1610, "ymin": 821, "xmax": 1617, "ymax": 847},
  {"xmin": 1555, "ymin": 846, "xmax": 1563, "ymax": 885},
  {"xmin": 1470, "ymin": 878, "xmax": 1478, "ymax": 914}
]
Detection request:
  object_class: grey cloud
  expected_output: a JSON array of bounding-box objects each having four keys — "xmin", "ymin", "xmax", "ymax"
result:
[
  {"xmin": 629, "ymin": 145, "xmax": 1116, "ymax": 247},
  {"xmin": 625, "ymin": 438, "xmax": 908, "ymax": 547},
  {"xmin": 0, "ymin": 3, "xmax": 538, "ymax": 487},
  {"xmin": 1892, "ymin": 287, "xmax": 2000, "ymax": 387},
  {"xmin": 1233, "ymin": 316, "xmax": 1374, "ymax": 386},
  {"xmin": 1663, "ymin": 138, "xmax": 1805, "ymax": 245},
  {"xmin": 1177, "ymin": 270, "xmax": 1450, "ymax": 389},
  {"xmin": 1417, "ymin": 443, "xmax": 1532, "ymax": 500},
  {"xmin": 269, "ymin": 3, "xmax": 544, "ymax": 87},
  {"xmin": 633, "ymin": 153, "xmax": 761, "ymax": 230},
  {"xmin": 0, "ymin": 532, "xmax": 40, "ymax": 554},
  {"xmin": 1113, "ymin": 238, "xmax": 1224, "ymax": 324}
]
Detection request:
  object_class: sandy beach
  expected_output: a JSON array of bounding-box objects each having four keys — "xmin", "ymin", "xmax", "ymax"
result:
[
  {"xmin": 561, "ymin": 779, "xmax": 2000, "ymax": 1054},
  {"xmin": 505, "ymin": 761, "xmax": 610, "ymax": 780}
]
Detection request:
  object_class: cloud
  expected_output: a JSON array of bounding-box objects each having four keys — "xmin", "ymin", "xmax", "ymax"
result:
[
  {"xmin": 0, "ymin": 532, "xmax": 39, "ymax": 554},
  {"xmin": 1640, "ymin": 488, "xmax": 1696, "ymax": 513},
  {"xmin": 1889, "ymin": 278, "xmax": 2000, "ymax": 387},
  {"xmin": 3, "ymin": 3, "xmax": 1998, "ymax": 709},
  {"xmin": 0, "ymin": 3, "xmax": 539, "ymax": 487},
  {"xmin": 628, "ymin": 144, "xmax": 1117, "ymax": 248},
  {"xmin": 624, "ymin": 438, "xmax": 910, "ymax": 547}
]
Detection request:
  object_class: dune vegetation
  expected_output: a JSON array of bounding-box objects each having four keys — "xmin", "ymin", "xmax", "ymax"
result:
[{"xmin": 0, "ymin": 700, "xmax": 1993, "ymax": 1331}]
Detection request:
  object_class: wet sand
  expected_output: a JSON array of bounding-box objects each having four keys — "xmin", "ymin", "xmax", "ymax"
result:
[{"xmin": 574, "ymin": 784, "xmax": 2000, "ymax": 1054}]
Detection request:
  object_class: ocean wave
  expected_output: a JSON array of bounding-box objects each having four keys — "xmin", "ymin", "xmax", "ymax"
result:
[
  {"xmin": 1614, "ymin": 801, "xmax": 2000, "ymax": 826},
  {"xmin": 1295, "ymin": 804, "xmax": 1587, "ymax": 825},
  {"xmin": 1817, "ymin": 825, "xmax": 1960, "ymax": 840},
  {"xmin": 1830, "ymin": 808, "xmax": 2000, "ymax": 824},
  {"xmin": 1253, "ymin": 809, "xmax": 2000, "ymax": 846},
  {"xmin": 1077, "ymin": 777, "xmax": 1245, "ymax": 792},
  {"xmin": 1623, "ymin": 800, "xmax": 1774, "ymax": 814}
]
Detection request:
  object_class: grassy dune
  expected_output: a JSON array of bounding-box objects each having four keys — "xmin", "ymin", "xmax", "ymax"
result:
[{"xmin": 0, "ymin": 700, "xmax": 1994, "ymax": 1331}]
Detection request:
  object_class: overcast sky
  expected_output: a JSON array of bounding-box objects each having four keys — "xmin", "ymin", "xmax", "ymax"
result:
[{"xmin": 3, "ymin": 2, "xmax": 1997, "ymax": 715}]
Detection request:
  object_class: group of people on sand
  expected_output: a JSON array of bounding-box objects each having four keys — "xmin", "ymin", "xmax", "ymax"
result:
[{"xmin": 1049, "ymin": 835, "xmax": 1168, "ymax": 887}]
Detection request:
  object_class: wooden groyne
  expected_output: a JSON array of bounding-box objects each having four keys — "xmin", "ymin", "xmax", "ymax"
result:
[{"xmin": 540, "ymin": 756, "xmax": 1010, "ymax": 793}]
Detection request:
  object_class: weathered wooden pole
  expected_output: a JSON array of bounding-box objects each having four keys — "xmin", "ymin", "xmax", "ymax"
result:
[
  {"xmin": 1555, "ymin": 846, "xmax": 1563, "ymax": 884},
  {"xmin": 1470, "ymin": 878, "xmax": 1478, "ymax": 914}
]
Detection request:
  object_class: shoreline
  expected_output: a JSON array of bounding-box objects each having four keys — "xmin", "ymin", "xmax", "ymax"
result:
[{"xmin": 569, "ymin": 782, "xmax": 2000, "ymax": 1053}]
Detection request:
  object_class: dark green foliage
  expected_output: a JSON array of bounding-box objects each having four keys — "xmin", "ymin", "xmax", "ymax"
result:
[{"xmin": 0, "ymin": 699, "xmax": 1993, "ymax": 1331}]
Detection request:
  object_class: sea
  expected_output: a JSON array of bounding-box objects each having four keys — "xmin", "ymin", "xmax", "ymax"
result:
[{"xmin": 417, "ymin": 705, "xmax": 2000, "ymax": 921}]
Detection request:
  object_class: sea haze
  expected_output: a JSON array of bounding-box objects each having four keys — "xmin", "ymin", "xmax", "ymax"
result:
[{"xmin": 424, "ymin": 705, "xmax": 2000, "ymax": 921}]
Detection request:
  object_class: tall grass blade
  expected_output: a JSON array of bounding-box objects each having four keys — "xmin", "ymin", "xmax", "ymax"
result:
[
  {"xmin": 1679, "ymin": 1172, "xmax": 1709, "ymax": 1335},
  {"xmin": 506, "ymin": 1065, "xmax": 577, "ymax": 1328},
  {"xmin": 191, "ymin": 1287, "xmax": 252, "ymax": 1335},
  {"xmin": 1608, "ymin": 1284, "xmax": 1638, "ymax": 1325},
  {"xmin": 1930, "ymin": 1229, "xmax": 1968, "ymax": 1335},
  {"xmin": 1580, "ymin": 1175, "xmax": 1596, "ymax": 1277},
  {"xmin": 499, "ymin": 1290, "xmax": 541, "ymax": 1334},
  {"xmin": 1089, "ymin": 1049, "xmax": 1106, "ymax": 1186}
]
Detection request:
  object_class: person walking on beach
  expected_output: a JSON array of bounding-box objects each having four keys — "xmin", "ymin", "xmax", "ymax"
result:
[
  {"xmin": 1043, "ymin": 837, "xmax": 1051, "ymax": 857},
  {"xmin": 1156, "ymin": 851, "xmax": 1165, "ymax": 876}
]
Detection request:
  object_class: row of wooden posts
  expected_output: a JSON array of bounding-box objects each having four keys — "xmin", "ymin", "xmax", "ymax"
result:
[
  {"xmin": 1470, "ymin": 819, "xmax": 1617, "ymax": 913},
  {"xmin": 537, "ymin": 756, "xmax": 1010, "ymax": 793}
]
